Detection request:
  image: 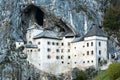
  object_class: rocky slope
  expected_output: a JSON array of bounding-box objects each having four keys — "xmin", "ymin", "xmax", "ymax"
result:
[{"xmin": 0, "ymin": 0, "xmax": 109, "ymax": 80}]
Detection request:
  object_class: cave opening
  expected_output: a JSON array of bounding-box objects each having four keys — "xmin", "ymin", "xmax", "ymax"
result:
[{"xmin": 23, "ymin": 4, "xmax": 44, "ymax": 26}]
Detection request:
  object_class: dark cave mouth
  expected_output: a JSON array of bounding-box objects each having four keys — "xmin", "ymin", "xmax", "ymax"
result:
[{"xmin": 23, "ymin": 4, "xmax": 44, "ymax": 26}]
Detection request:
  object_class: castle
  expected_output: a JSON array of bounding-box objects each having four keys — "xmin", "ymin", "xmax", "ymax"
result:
[{"xmin": 16, "ymin": 23, "xmax": 108, "ymax": 75}]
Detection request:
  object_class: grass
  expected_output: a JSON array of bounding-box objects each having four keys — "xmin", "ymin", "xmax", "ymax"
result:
[{"xmin": 92, "ymin": 70, "xmax": 110, "ymax": 80}]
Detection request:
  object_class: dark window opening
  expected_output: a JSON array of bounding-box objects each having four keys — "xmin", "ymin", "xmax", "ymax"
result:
[
  {"xmin": 38, "ymin": 49, "xmax": 40, "ymax": 51},
  {"xmin": 47, "ymin": 42, "xmax": 50, "ymax": 45},
  {"xmin": 87, "ymin": 51, "xmax": 89, "ymax": 55},
  {"xmin": 68, "ymin": 56, "xmax": 71, "ymax": 59},
  {"xmin": 61, "ymin": 55, "xmax": 64, "ymax": 59},
  {"xmin": 56, "ymin": 56, "xmax": 59, "ymax": 59},
  {"xmin": 91, "ymin": 51, "xmax": 93, "ymax": 55},
  {"xmin": 99, "ymin": 50, "xmax": 101, "ymax": 55},
  {"xmin": 68, "ymin": 49, "xmax": 70, "ymax": 52},
  {"xmin": 47, "ymin": 55, "xmax": 51, "ymax": 59},
  {"xmin": 61, "ymin": 49, "xmax": 64, "ymax": 53},
  {"xmin": 52, "ymin": 42, "xmax": 55, "ymax": 45},
  {"xmin": 61, "ymin": 43, "xmax": 64, "ymax": 46},
  {"xmin": 62, "ymin": 61, "xmax": 64, "ymax": 64},
  {"xmin": 83, "ymin": 61, "xmax": 85, "ymax": 63},
  {"xmin": 87, "ymin": 61, "xmax": 89, "ymax": 63},
  {"xmin": 38, "ymin": 42, "xmax": 40, "ymax": 45},
  {"xmin": 99, "ymin": 42, "xmax": 101, "ymax": 46},
  {"xmin": 91, "ymin": 60, "xmax": 93, "ymax": 63},
  {"xmin": 47, "ymin": 48, "xmax": 51, "ymax": 52},
  {"xmin": 56, "ymin": 49, "xmax": 59, "ymax": 52},
  {"xmin": 68, "ymin": 42, "xmax": 70, "ymax": 46},
  {"xmin": 98, "ymin": 57, "xmax": 101, "ymax": 63},
  {"xmin": 87, "ymin": 43, "xmax": 89, "ymax": 47},
  {"xmin": 56, "ymin": 42, "xmax": 59, "ymax": 46},
  {"xmin": 91, "ymin": 42, "xmax": 93, "ymax": 46}
]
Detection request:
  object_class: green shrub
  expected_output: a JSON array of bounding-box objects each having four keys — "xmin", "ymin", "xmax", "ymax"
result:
[
  {"xmin": 75, "ymin": 70, "xmax": 87, "ymax": 80},
  {"xmin": 116, "ymin": 77, "xmax": 120, "ymax": 80},
  {"xmin": 107, "ymin": 62, "xmax": 120, "ymax": 80}
]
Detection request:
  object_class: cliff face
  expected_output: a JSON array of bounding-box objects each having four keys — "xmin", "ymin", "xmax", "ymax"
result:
[{"xmin": 0, "ymin": 0, "xmax": 109, "ymax": 80}]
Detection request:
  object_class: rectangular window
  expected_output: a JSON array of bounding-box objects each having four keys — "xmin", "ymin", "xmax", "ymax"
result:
[
  {"xmin": 61, "ymin": 43, "xmax": 64, "ymax": 46},
  {"xmin": 68, "ymin": 49, "xmax": 70, "ymax": 52},
  {"xmin": 56, "ymin": 56, "xmax": 59, "ymax": 59},
  {"xmin": 68, "ymin": 56, "xmax": 71, "ymax": 59},
  {"xmin": 52, "ymin": 42, "xmax": 55, "ymax": 45},
  {"xmin": 61, "ymin": 49, "xmax": 64, "ymax": 53},
  {"xmin": 99, "ymin": 50, "xmax": 101, "ymax": 55},
  {"xmin": 87, "ymin": 51, "xmax": 89, "ymax": 55},
  {"xmin": 99, "ymin": 42, "xmax": 101, "ymax": 46},
  {"xmin": 62, "ymin": 61, "xmax": 64, "ymax": 64},
  {"xmin": 61, "ymin": 55, "xmax": 64, "ymax": 59},
  {"xmin": 87, "ymin": 43, "xmax": 89, "ymax": 47},
  {"xmin": 38, "ymin": 42, "xmax": 40, "ymax": 45},
  {"xmin": 38, "ymin": 49, "xmax": 40, "ymax": 51},
  {"xmin": 87, "ymin": 61, "xmax": 89, "ymax": 63},
  {"xmin": 68, "ymin": 42, "xmax": 70, "ymax": 46},
  {"xmin": 91, "ymin": 42, "xmax": 93, "ymax": 46},
  {"xmin": 47, "ymin": 48, "xmax": 51, "ymax": 52},
  {"xmin": 56, "ymin": 42, "xmax": 59, "ymax": 46},
  {"xmin": 83, "ymin": 61, "xmax": 85, "ymax": 63},
  {"xmin": 47, "ymin": 55, "xmax": 51, "ymax": 59},
  {"xmin": 91, "ymin": 51, "xmax": 93, "ymax": 55},
  {"xmin": 47, "ymin": 41, "xmax": 50, "ymax": 45},
  {"xmin": 91, "ymin": 60, "xmax": 93, "ymax": 63},
  {"xmin": 56, "ymin": 49, "xmax": 59, "ymax": 52}
]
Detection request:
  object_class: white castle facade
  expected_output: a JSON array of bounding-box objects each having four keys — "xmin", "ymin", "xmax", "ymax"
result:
[{"xmin": 16, "ymin": 23, "xmax": 108, "ymax": 75}]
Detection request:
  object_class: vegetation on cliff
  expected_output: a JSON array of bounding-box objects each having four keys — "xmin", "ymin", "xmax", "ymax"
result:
[{"xmin": 103, "ymin": 0, "xmax": 120, "ymax": 46}]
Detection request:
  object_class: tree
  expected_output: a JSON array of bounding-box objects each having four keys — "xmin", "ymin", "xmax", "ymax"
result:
[
  {"xmin": 103, "ymin": 1, "xmax": 120, "ymax": 46},
  {"xmin": 107, "ymin": 62, "xmax": 120, "ymax": 80},
  {"xmin": 72, "ymin": 68, "xmax": 87, "ymax": 80}
]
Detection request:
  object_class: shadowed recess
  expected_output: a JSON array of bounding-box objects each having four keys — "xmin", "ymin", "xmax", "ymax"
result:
[{"xmin": 23, "ymin": 4, "xmax": 44, "ymax": 26}]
